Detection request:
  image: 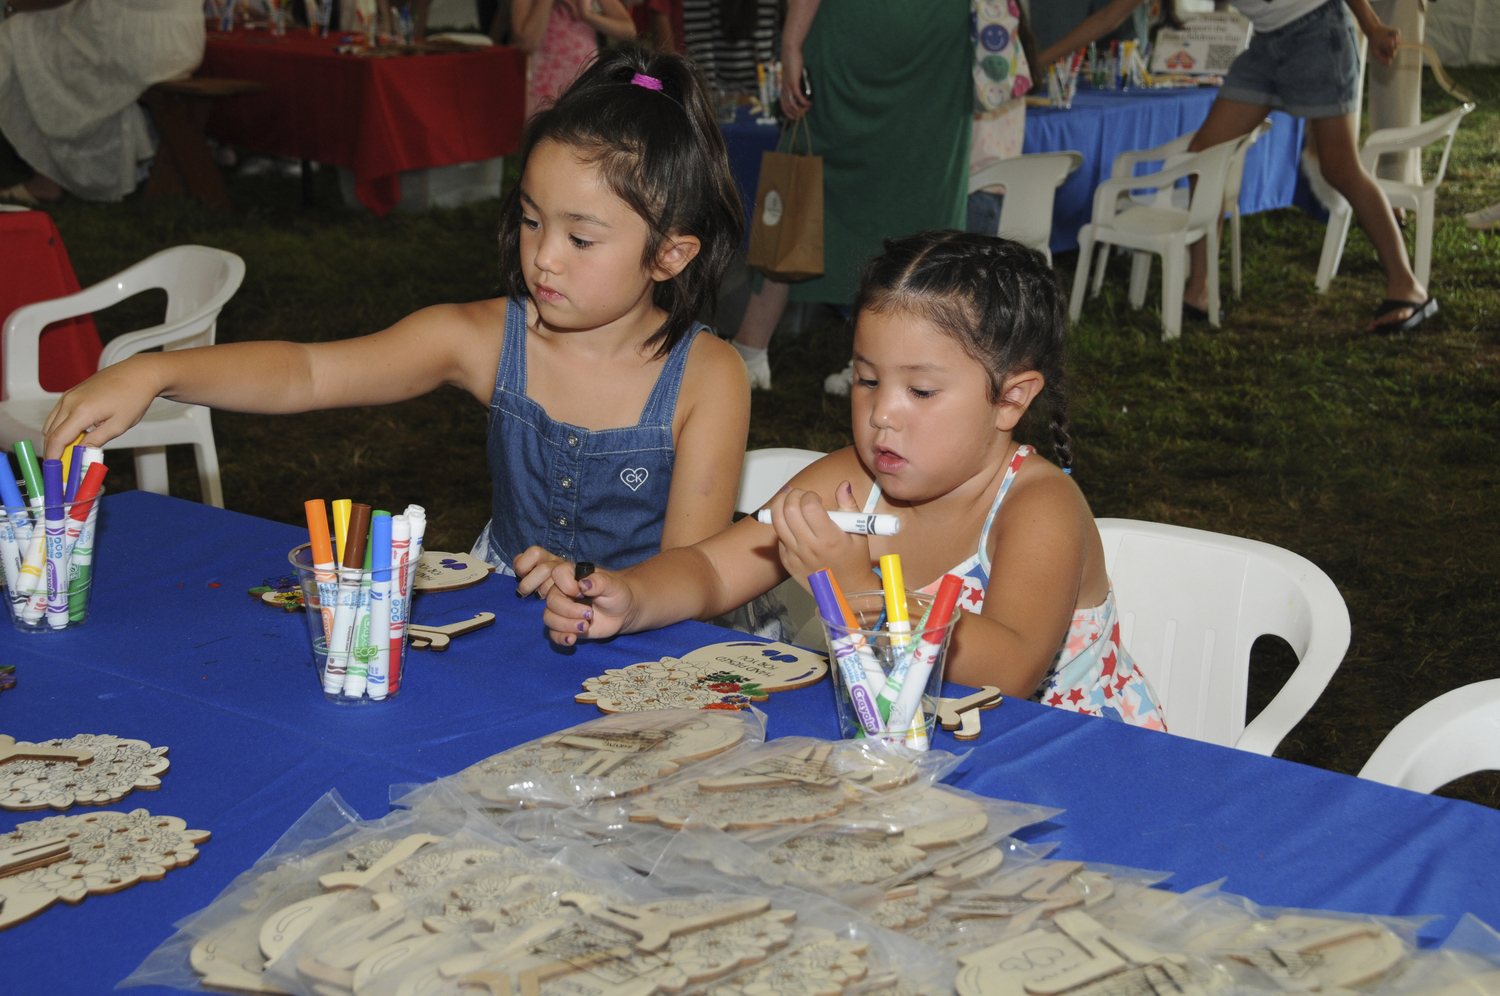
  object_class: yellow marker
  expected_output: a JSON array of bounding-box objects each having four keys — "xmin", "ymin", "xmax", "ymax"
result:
[
  {"xmin": 58, "ymin": 433, "xmax": 85, "ymax": 488},
  {"xmin": 333, "ymin": 499, "xmax": 352, "ymax": 565}
]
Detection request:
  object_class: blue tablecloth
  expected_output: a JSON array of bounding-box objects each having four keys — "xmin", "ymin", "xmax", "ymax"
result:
[
  {"xmin": 4, "ymin": 492, "xmax": 1500, "ymax": 994},
  {"xmin": 1024, "ymin": 87, "xmax": 1305, "ymax": 254}
]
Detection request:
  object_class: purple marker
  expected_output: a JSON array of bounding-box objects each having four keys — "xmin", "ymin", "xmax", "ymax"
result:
[
  {"xmin": 63, "ymin": 445, "xmax": 86, "ymax": 504},
  {"xmin": 42, "ymin": 460, "xmax": 69, "ymax": 629},
  {"xmin": 808, "ymin": 569, "xmax": 886, "ymax": 734}
]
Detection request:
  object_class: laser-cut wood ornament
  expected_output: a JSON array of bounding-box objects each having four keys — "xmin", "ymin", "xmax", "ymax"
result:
[
  {"xmin": 414, "ymin": 552, "xmax": 494, "ymax": 592},
  {"xmin": 870, "ymin": 882, "xmax": 952, "ymax": 930},
  {"xmin": 1218, "ymin": 915, "xmax": 1407, "ymax": 991},
  {"xmin": 460, "ymin": 711, "xmax": 749, "ymax": 807},
  {"xmin": 956, "ymin": 910, "xmax": 1199, "ymax": 996},
  {"xmin": 577, "ymin": 642, "xmax": 827, "ymax": 713},
  {"xmin": 0, "ymin": 733, "xmax": 170, "ymax": 812},
  {"xmin": 0, "ymin": 808, "xmax": 208, "ymax": 930},
  {"xmin": 408, "ymin": 612, "xmax": 495, "ymax": 651},
  {"xmin": 937, "ymin": 687, "xmax": 1003, "ymax": 740}
]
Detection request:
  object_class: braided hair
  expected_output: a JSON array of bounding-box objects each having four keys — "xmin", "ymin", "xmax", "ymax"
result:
[
  {"xmin": 852, "ymin": 230, "xmax": 1074, "ymax": 471},
  {"xmin": 496, "ymin": 47, "xmax": 744, "ymax": 359}
]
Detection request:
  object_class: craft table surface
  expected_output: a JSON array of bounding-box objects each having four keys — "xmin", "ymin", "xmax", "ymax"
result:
[
  {"xmin": 2, "ymin": 492, "xmax": 1498, "ymax": 993},
  {"xmin": 1023, "ymin": 87, "xmax": 1305, "ymax": 255},
  {"xmin": 199, "ymin": 30, "xmax": 527, "ymax": 216}
]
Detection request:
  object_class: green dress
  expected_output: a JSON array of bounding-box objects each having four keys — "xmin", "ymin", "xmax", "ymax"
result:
[{"xmin": 785, "ymin": 0, "xmax": 973, "ymax": 305}]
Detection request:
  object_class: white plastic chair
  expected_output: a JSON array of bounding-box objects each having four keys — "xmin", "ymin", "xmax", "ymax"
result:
[
  {"xmin": 1314, "ymin": 103, "xmax": 1473, "ymax": 292},
  {"xmin": 1096, "ymin": 518, "xmax": 1351, "ymax": 754},
  {"xmin": 1069, "ymin": 137, "xmax": 1242, "ymax": 341},
  {"xmin": 968, "ymin": 152, "xmax": 1085, "ymax": 264},
  {"xmin": 736, "ymin": 447, "xmax": 825, "ymax": 515},
  {"xmin": 736, "ymin": 447, "xmax": 826, "ymax": 646},
  {"xmin": 0, "ymin": 245, "xmax": 244, "ymax": 507},
  {"xmin": 1103, "ymin": 121, "xmax": 1273, "ymax": 301},
  {"xmin": 1357, "ymin": 680, "xmax": 1500, "ymax": 793}
]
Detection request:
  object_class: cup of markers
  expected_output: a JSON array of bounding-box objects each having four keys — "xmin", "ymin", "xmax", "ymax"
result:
[
  {"xmin": 809, "ymin": 556, "xmax": 965, "ymax": 751},
  {"xmin": 289, "ymin": 499, "xmax": 426, "ymax": 705},
  {"xmin": 1, "ymin": 440, "xmax": 109, "ymax": 634}
]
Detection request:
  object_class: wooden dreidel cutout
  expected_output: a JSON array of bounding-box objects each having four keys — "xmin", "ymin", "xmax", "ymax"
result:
[
  {"xmin": 408, "ymin": 612, "xmax": 496, "ymax": 652},
  {"xmin": 937, "ymin": 687, "xmax": 1003, "ymax": 740},
  {"xmin": 415, "ymin": 552, "xmax": 495, "ymax": 592},
  {"xmin": 0, "ymin": 734, "xmax": 93, "ymax": 768},
  {"xmin": 564, "ymin": 892, "xmax": 772, "ymax": 952},
  {"xmin": 674, "ymin": 641, "xmax": 828, "ymax": 692}
]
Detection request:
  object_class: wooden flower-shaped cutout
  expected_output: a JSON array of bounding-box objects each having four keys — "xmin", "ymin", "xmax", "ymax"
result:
[{"xmin": 0, "ymin": 734, "xmax": 170, "ymax": 812}]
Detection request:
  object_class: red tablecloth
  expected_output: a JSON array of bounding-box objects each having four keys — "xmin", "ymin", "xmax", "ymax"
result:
[
  {"xmin": 0, "ymin": 210, "xmax": 101, "ymax": 394},
  {"xmin": 200, "ymin": 31, "xmax": 527, "ymax": 216}
]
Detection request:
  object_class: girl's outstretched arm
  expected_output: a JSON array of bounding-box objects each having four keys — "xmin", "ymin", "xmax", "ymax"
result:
[
  {"xmin": 41, "ymin": 299, "xmax": 506, "ymax": 458},
  {"xmin": 943, "ymin": 466, "xmax": 1103, "ymax": 697}
]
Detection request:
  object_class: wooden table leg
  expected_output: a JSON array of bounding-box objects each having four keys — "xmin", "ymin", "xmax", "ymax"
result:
[{"xmin": 142, "ymin": 90, "xmax": 233, "ymax": 211}]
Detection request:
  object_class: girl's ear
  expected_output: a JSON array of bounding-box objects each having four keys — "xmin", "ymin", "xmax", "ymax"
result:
[
  {"xmin": 994, "ymin": 370, "xmax": 1045, "ymax": 432},
  {"xmin": 650, "ymin": 234, "xmax": 702, "ymax": 281}
]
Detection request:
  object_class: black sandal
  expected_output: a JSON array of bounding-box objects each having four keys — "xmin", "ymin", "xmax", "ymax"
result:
[
  {"xmin": 1183, "ymin": 302, "xmax": 1222, "ymax": 324},
  {"xmin": 1369, "ymin": 297, "xmax": 1438, "ymax": 334}
]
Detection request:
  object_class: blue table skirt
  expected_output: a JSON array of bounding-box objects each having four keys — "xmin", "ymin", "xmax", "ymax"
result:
[
  {"xmin": 1024, "ymin": 88, "xmax": 1305, "ymax": 254},
  {"xmin": 719, "ymin": 105, "xmax": 783, "ymax": 250},
  {"xmin": 3, "ymin": 492, "xmax": 1499, "ymax": 994}
]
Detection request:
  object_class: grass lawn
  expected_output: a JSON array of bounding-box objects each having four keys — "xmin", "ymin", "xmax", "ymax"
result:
[{"xmin": 4, "ymin": 68, "xmax": 1496, "ymax": 804}]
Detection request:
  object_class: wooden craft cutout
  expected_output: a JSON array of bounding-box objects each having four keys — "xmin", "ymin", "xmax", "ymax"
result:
[
  {"xmin": 409, "ymin": 612, "xmax": 495, "ymax": 651},
  {"xmin": 191, "ymin": 930, "xmax": 289, "ymax": 995},
  {"xmin": 577, "ymin": 642, "xmax": 828, "ymax": 713},
  {"xmin": 0, "ymin": 835, "xmax": 70, "ymax": 877},
  {"xmin": 317, "ymin": 833, "xmax": 445, "ymax": 890},
  {"xmin": 937, "ymin": 687, "xmax": 1003, "ymax": 740},
  {"xmin": 956, "ymin": 910, "xmax": 1193, "ymax": 996},
  {"xmin": 461, "ymin": 712, "xmax": 747, "ymax": 807},
  {"xmin": 260, "ymin": 892, "xmax": 343, "ymax": 965},
  {"xmin": 631, "ymin": 779, "xmax": 859, "ymax": 831},
  {"xmin": 1223, "ymin": 915, "xmax": 1407, "ymax": 990},
  {"xmin": 872, "ymin": 883, "xmax": 951, "ymax": 930},
  {"xmin": 931, "ymin": 848, "xmax": 1006, "ymax": 889},
  {"xmin": 714, "ymin": 931, "xmax": 869, "ymax": 996},
  {"xmin": 0, "ymin": 733, "xmax": 170, "ymax": 812},
  {"xmin": 947, "ymin": 861, "xmax": 1087, "ymax": 925},
  {"xmin": 415, "ymin": 552, "xmax": 495, "ymax": 592},
  {"xmin": 564, "ymin": 892, "xmax": 772, "ymax": 952},
  {"xmin": 0, "ymin": 808, "xmax": 208, "ymax": 931},
  {"xmin": 699, "ymin": 743, "xmax": 839, "ymax": 790}
]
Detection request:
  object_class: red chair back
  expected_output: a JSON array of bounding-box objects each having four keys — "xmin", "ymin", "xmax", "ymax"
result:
[{"xmin": 0, "ymin": 211, "xmax": 103, "ymax": 394}]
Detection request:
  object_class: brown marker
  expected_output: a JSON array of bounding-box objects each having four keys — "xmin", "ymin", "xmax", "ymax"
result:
[{"xmin": 342, "ymin": 504, "xmax": 372, "ymax": 569}]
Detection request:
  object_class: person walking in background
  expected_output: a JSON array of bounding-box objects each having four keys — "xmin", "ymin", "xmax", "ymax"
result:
[
  {"xmin": 729, "ymin": 0, "xmax": 973, "ymax": 392},
  {"xmin": 513, "ymin": 0, "xmax": 637, "ymax": 119},
  {"xmin": 0, "ymin": 0, "xmax": 204, "ymax": 204},
  {"xmin": 680, "ymin": 0, "xmax": 776, "ymax": 93}
]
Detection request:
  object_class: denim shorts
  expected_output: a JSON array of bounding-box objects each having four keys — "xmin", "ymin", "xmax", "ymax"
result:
[{"xmin": 1220, "ymin": 0, "xmax": 1360, "ymax": 119}]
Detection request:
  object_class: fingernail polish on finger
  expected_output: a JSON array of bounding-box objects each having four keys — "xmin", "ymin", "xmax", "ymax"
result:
[{"xmin": 576, "ymin": 622, "xmax": 586, "ymax": 632}]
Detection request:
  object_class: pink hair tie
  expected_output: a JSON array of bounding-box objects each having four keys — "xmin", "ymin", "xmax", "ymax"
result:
[{"xmin": 631, "ymin": 73, "xmax": 664, "ymax": 91}]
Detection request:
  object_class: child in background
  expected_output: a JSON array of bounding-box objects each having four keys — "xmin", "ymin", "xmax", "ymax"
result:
[
  {"xmin": 542, "ymin": 231, "xmax": 1167, "ymax": 729},
  {"xmin": 43, "ymin": 48, "xmax": 749, "ymax": 599},
  {"xmin": 513, "ymin": 0, "xmax": 638, "ymax": 119}
]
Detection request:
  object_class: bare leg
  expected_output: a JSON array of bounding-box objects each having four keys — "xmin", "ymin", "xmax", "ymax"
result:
[
  {"xmin": 732, "ymin": 278, "xmax": 789, "ymax": 350},
  {"xmin": 1184, "ymin": 98, "xmax": 1271, "ymax": 313},
  {"xmin": 1308, "ymin": 113, "xmax": 1426, "ymax": 329}
]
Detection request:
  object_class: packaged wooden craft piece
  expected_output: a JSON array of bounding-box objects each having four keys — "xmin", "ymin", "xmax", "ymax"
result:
[
  {"xmin": 1372, "ymin": 913, "xmax": 1500, "ymax": 996},
  {"xmin": 612, "ymin": 736, "xmax": 961, "ymax": 834},
  {"xmin": 430, "ymin": 709, "xmax": 766, "ymax": 812}
]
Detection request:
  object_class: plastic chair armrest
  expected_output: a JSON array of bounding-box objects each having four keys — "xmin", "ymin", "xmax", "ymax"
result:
[
  {"xmin": 1092, "ymin": 160, "xmax": 1200, "ymax": 222},
  {"xmin": 2, "ymin": 282, "xmax": 130, "ymax": 400},
  {"xmin": 97, "ymin": 314, "xmax": 219, "ymax": 369},
  {"xmin": 1234, "ymin": 599, "xmax": 1351, "ymax": 756},
  {"xmin": 1109, "ymin": 133, "xmax": 1195, "ymax": 179}
]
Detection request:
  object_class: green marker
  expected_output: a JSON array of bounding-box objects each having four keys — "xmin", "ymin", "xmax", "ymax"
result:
[
  {"xmin": 13, "ymin": 441, "xmax": 44, "ymax": 510},
  {"xmin": 877, "ymin": 596, "xmax": 938, "ymax": 724},
  {"xmin": 344, "ymin": 536, "xmax": 377, "ymax": 698}
]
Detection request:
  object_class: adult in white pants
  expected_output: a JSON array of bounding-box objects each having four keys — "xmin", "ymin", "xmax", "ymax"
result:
[{"xmin": 1368, "ymin": 0, "xmax": 1425, "ymax": 185}]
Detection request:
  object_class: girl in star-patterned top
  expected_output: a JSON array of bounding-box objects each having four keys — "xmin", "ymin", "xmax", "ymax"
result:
[{"xmin": 538, "ymin": 230, "xmax": 1166, "ymax": 731}]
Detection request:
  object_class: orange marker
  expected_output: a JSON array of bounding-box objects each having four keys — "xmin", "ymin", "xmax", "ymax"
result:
[{"xmin": 304, "ymin": 500, "xmax": 337, "ymax": 643}]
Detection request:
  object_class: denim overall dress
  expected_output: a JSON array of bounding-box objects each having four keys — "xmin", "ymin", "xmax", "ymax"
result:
[{"xmin": 471, "ymin": 297, "xmax": 706, "ymax": 573}]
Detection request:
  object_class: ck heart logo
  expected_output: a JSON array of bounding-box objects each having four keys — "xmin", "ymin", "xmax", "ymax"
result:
[{"xmin": 620, "ymin": 467, "xmax": 650, "ymax": 491}]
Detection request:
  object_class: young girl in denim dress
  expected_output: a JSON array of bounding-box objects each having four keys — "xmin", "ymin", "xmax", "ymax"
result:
[
  {"xmin": 41, "ymin": 49, "xmax": 751, "ymax": 593},
  {"xmin": 542, "ymin": 231, "xmax": 1167, "ymax": 729}
]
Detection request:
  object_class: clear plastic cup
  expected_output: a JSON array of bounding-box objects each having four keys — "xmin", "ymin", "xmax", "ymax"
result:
[
  {"xmin": 289, "ymin": 542, "xmax": 414, "ymax": 705},
  {"xmin": 4, "ymin": 492, "xmax": 103, "ymax": 634},
  {"xmin": 818, "ymin": 590, "xmax": 959, "ymax": 749}
]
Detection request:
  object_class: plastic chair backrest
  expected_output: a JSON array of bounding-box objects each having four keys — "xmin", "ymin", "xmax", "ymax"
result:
[
  {"xmin": 1096, "ymin": 518, "xmax": 1350, "ymax": 754},
  {"xmin": 968, "ymin": 153, "xmax": 1084, "ymax": 252},
  {"xmin": 4, "ymin": 246, "xmax": 243, "ymax": 401},
  {"xmin": 1359, "ymin": 103, "xmax": 1473, "ymax": 191},
  {"xmin": 1225, "ymin": 120, "xmax": 1274, "ymax": 208},
  {"xmin": 1183, "ymin": 138, "xmax": 1242, "ymax": 232},
  {"xmin": 736, "ymin": 447, "xmax": 826, "ymax": 515},
  {"xmin": 1357, "ymin": 679, "xmax": 1500, "ymax": 793}
]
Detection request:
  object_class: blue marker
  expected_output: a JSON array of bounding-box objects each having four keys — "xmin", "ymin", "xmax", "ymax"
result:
[{"xmin": 365, "ymin": 512, "xmax": 393, "ymax": 701}]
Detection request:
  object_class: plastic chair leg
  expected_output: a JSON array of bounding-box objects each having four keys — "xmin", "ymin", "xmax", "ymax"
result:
[
  {"xmin": 193, "ymin": 437, "xmax": 224, "ymax": 508},
  {"xmin": 1128, "ymin": 252, "xmax": 1151, "ymax": 309},
  {"xmin": 134, "ymin": 446, "xmax": 170, "ymax": 496},
  {"xmin": 1315, "ymin": 205, "xmax": 1353, "ymax": 293},
  {"xmin": 1205, "ymin": 230, "xmax": 1221, "ymax": 328},
  {"xmin": 1069, "ymin": 230, "xmax": 1095, "ymax": 322},
  {"xmin": 1160, "ymin": 239, "xmax": 1185, "ymax": 341},
  {"xmin": 1414, "ymin": 192, "xmax": 1435, "ymax": 288},
  {"xmin": 1230, "ymin": 210, "xmax": 1243, "ymax": 299},
  {"xmin": 1090, "ymin": 241, "xmax": 1110, "ymax": 297}
]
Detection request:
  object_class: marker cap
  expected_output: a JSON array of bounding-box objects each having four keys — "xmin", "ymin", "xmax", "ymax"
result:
[
  {"xmin": 0, "ymin": 454, "xmax": 25, "ymax": 514},
  {"xmin": 342, "ymin": 504, "xmax": 372, "ymax": 570},
  {"xmin": 67, "ymin": 464, "xmax": 108, "ymax": 522},
  {"xmin": 879, "ymin": 554, "xmax": 907, "ymax": 625},
  {"xmin": 304, "ymin": 500, "xmax": 335, "ymax": 566},
  {"xmin": 14, "ymin": 440, "xmax": 43, "ymax": 503},
  {"xmin": 42, "ymin": 459, "xmax": 64, "ymax": 520},
  {"xmin": 371, "ymin": 512, "xmax": 392, "ymax": 579}
]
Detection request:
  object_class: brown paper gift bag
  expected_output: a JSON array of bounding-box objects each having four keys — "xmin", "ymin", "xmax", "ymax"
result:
[{"xmin": 746, "ymin": 120, "xmax": 823, "ymax": 282}]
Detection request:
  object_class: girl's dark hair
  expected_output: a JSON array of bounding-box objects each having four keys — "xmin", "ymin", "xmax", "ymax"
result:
[
  {"xmin": 497, "ymin": 47, "xmax": 744, "ymax": 358},
  {"xmin": 853, "ymin": 230, "xmax": 1074, "ymax": 470}
]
